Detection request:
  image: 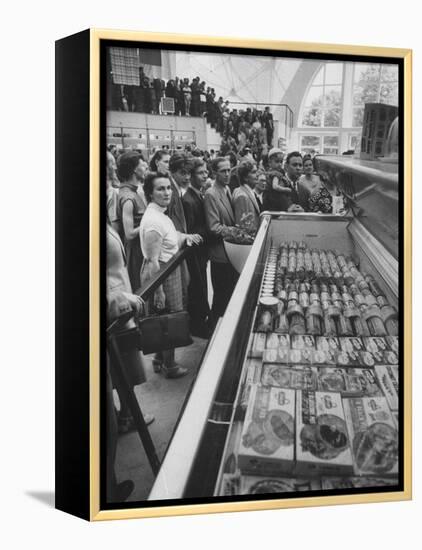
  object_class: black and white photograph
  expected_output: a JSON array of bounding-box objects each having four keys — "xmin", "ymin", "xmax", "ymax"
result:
[{"xmin": 102, "ymin": 37, "xmax": 406, "ymax": 512}]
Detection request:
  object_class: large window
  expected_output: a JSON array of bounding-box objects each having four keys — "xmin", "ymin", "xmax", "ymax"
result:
[
  {"xmin": 300, "ymin": 135, "xmax": 339, "ymax": 155},
  {"xmin": 297, "ymin": 61, "xmax": 399, "ymax": 155},
  {"xmin": 301, "ymin": 63, "xmax": 343, "ymax": 128},
  {"xmin": 352, "ymin": 64, "xmax": 398, "ymax": 126}
]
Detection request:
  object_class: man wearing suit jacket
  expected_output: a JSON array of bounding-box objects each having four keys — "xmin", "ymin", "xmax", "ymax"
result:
[
  {"xmin": 182, "ymin": 158, "xmax": 211, "ymax": 338},
  {"xmin": 204, "ymin": 157, "xmax": 239, "ymax": 326},
  {"xmin": 168, "ymin": 153, "xmax": 189, "ymax": 233},
  {"xmin": 232, "ymin": 160, "xmax": 261, "ymax": 233},
  {"xmin": 167, "ymin": 153, "xmax": 191, "ymax": 306}
]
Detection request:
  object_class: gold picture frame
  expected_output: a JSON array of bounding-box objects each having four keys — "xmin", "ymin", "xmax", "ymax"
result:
[{"xmin": 55, "ymin": 28, "xmax": 412, "ymax": 521}]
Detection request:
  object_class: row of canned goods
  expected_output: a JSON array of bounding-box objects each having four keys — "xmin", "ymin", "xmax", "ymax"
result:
[{"xmin": 257, "ymin": 244, "xmax": 398, "ymax": 337}]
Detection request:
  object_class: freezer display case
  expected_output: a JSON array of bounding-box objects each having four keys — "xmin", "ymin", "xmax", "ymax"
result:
[{"xmin": 149, "ymin": 164, "xmax": 400, "ymax": 501}]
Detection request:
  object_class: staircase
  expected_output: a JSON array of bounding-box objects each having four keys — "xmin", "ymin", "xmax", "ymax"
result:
[{"xmin": 205, "ymin": 121, "xmax": 222, "ymax": 152}]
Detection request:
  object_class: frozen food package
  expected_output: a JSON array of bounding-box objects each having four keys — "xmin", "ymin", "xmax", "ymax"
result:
[
  {"xmin": 375, "ymin": 365, "xmax": 399, "ymax": 411},
  {"xmin": 261, "ymin": 364, "xmax": 318, "ymax": 391},
  {"xmin": 241, "ymin": 475, "xmax": 321, "ymax": 495},
  {"xmin": 249, "ymin": 332, "xmax": 267, "ymax": 358},
  {"xmin": 296, "ymin": 390, "xmax": 354, "ymax": 477},
  {"xmin": 340, "ymin": 337, "xmax": 364, "ymax": 353},
  {"xmin": 316, "ymin": 367, "xmax": 383, "ymax": 397},
  {"xmin": 291, "ymin": 335, "xmax": 315, "ymax": 350},
  {"xmin": 321, "ymin": 476, "xmax": 399, "ymax": 490},
  {"xmin": 316, "ymin": 336, "xmax": 340, "ymax": 352},
  {"xmin": 238, "ymin": 385, "xmax": 295, "ymax": 475},
  {"xmin": 343, "ymin": 396, "xmax": 399, "ymax": 476}
]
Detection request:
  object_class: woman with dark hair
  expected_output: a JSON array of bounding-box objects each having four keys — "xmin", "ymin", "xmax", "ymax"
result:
[
  {"xmin": 117, "ymin": 151, "xmax": 148, "ymax": 291},
  {"xmin": 139, "ymin": 172, "xmax": 202, "ymax": 378},
  {"xmin": 232, "ymin": 160, "xmax": 261, "ymax": 232},
  {"xmin": 299, "ymin": 155, "xmax": 332, "ymax": 213},
  {"xmin": 149, "ymin": 149, "xmax": 170, "ymax": 174}
]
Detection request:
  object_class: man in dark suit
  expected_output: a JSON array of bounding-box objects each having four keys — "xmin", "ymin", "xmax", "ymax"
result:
[
  {"xmin": 182, "ymin": 158, "xmax": 211, "ymax": 338},
  {"xmin": 167, "ymin": 153, "xmax": 191, "ymax": 307},
  {"xmin": 204, "ymin": 157, "xmax": 239, "ymax": 326},
  {"xmin": 168, "ymin": 153, "xmax": 189, "ymax": 233},
  {"xmin": 282, "ymin": 151, "xmax": 310, "ymax": 211}
]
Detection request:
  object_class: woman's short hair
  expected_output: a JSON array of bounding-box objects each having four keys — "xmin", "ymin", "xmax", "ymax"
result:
[
  {"xmin": 117, "ymin": 151, "xmax": 141, "ymax": 181},
  {"xmin": 149, "ymin": 149, "xmax": 170, "ymax": 172},
  {"xmin": 143, "ymin": 172, "xmax": 170, "ymax": 203},
  {"xmin": 237, "ymin": 160, "xmax": 256, "ymax": 185}
]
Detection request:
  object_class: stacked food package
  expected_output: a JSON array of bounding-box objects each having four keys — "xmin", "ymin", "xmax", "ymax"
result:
[{"xmin": 216, "ymin": 242, "xmax": 400, "ymax": 496}]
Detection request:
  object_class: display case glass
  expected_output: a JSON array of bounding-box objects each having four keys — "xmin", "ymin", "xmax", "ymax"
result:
[{"xmin": 149, "ymin": 211, "xmax": 400, "ymax": 501}]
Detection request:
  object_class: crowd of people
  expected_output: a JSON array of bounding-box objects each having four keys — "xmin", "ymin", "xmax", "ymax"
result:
[
  {"xmin": 105, "ymin": 142, "xmax": 333, "ymax": 501},
  {"xmin": 108, "ymin": 70, "xmax": 275, "ymax": 161}
]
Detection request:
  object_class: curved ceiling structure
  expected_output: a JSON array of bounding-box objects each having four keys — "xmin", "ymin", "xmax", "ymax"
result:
[{"xmin": 173, "ymin": 51, "xmax": 303, "ymax": 110}]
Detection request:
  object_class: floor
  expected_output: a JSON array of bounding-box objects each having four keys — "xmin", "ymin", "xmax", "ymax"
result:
[{"xmin": 115, "ymin": 336, "xmax": 208, "ymax": 502}]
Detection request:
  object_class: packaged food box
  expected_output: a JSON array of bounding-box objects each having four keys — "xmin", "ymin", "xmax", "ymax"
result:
[
  {"xmin": 255, "ymin": 307, "xmax": 274, "ymax": 333},
  {"xmin": 375, "ymin": 365, "xmax": 399, "ymax": 411},
  {"xmin": 249, "ymin": 332, "xmax": 267, "ymax": 358},
  {"xmin": 263, "ymin": 348, "xmax": 289, "ymax": 364},
  {"xmin": 363, "ymin": 337, "xmax": 389, "ymax": 354},
  {"xmin": 291, "ymin": 335, "xmax": 315, "ymax": 350},
  {"xmin": 316, "ymin": 336, "xmax": 340, "ymax": 352},
  {"xmin": 296, "ymin": 391, "xmax": 354, "ymax": 477},
  {"xmin": 340, "ymin": 337, "xmax": 364, "ymax": 352},
  {"xmin": 358, "ymin": 350, "xmax": 385, "ymax": 367},
  {"xmin": 385, "ymin": 336, "xmax": 399, "ymax": 353},
  {"xmin": 316, "ymin": 367, "xmax": 382, "ymax": 397},
  {"xmin": 241, "ymin": 475, "xmax": 321, "ymax": 495},
  {"xmin": 220, "ymin": 421, "xmax": 244, "ymax": 475},
  {"xmin": 261, "ymin": 364, "xmax": 318, "ymax": 391},
  {"xmin": 289, "ymin": 349, "xmax": 312, "ymax": 365},
  {"xmin": 336, "ymin": 351, "xmax": 361, "ymax": 367},
  {"xmin": 343, "ymin": 396, "xmax": 399, "ymax": 476},
  {"xmin": 238, "ymin": 385, "xmax": 295, "ymax": 475},
  {"xmin": 239, "ymin": 359, "xmax": 263, "ymax": 411},
  {"xmin": 266, "ymin": 333, "xmax": 290, "ymax": 349},
  {"xmin": 321, "ymin": 476, "xmax": 399, "ymax": 490},
  {"xmin": 217, "ymin": 474, "xmax": 241, "ymax": 496},
  {"xmin": 311, "ymin": 349, "xmax": 336, "ymax": 366},
  {"xmin": 383, "ymin": 351, "xmax": 399, "ymax": 365}
]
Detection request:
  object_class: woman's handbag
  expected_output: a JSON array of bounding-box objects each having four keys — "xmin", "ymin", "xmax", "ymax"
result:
[{"xmin": 137, "ymin": 310, "xmax": 193, "ymax": 354}]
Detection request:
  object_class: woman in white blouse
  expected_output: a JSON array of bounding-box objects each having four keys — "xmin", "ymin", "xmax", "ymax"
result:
[{"xmin": 139, "ymin": 172, "xmax": 202, "ymax": 379}]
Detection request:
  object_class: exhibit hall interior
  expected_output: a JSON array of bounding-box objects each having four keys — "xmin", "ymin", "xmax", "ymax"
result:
[{"xmin": 103, "ymin": 43, "xmax": 401, "ymax": 505}]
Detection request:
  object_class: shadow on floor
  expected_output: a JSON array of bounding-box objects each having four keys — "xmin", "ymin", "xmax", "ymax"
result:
[{"xmin": 25, "ymin": 491, "xmax": 55, "ymax": 508}]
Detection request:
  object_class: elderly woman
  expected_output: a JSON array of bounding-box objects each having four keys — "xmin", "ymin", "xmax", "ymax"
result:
[
  {"xmin": 139, "ymin": 172, "xmax": 202, "ymax": 378},
  {"xmin": 232, "ymin": 160, "xmax": 261, "ymax": 233},
  {"xmin": 117, "ymin": 151, "xmax": 148, "ymax": 291},
  {"xmin": 299, "ymin": 155, "xmax": 332, "ymax": 213}
]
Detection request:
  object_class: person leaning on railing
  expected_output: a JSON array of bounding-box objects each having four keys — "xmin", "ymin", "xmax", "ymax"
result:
[{"xmin": 139, "ymin": 172, "xmax": 202, "ymax": 379}]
